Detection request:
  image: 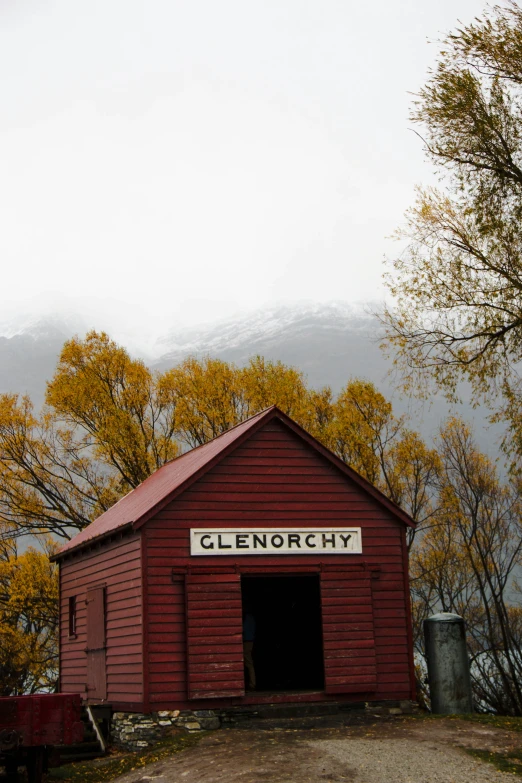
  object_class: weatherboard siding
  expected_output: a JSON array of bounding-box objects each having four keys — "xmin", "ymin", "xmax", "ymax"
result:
[
  {"xmin": 59, "ymin": 532, "xmax": 143, "ymax": 705},
  {"xmin": 144, "ymin": 420, "xmax": 413, "ymax": 708}
]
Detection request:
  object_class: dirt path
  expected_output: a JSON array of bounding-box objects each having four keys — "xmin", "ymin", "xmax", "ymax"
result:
[{"xmin": 109, "ymin": 716, "xmax": 522, "ymax": 783}]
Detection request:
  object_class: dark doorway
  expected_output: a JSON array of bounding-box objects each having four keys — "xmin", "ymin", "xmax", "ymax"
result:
[{"xmin": 241, "ymin": 575, "xmax": 324, "ymax": 692}]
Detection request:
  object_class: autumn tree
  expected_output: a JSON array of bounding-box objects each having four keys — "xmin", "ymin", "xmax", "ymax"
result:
[
  {"xmin": 158, "ymin": 355, "xmax": 312, "ymax": 448},
  {"xmin": 47, "ymin": 331, "xmax": 180, "ymax": 486},
  {"xmin": 322, "ymin": 380, "xmax": 440, "ymax": 545},
  {"xmin": 411, "ymin": 417, "xmax": 522, "ymax": 714},
  {"xmin": 158, "ymin": 356, "xmax": 245, "ymax": 447},
  {"xmin": 239, "ymin": 356, "xmax": 312, "ymax": 423},
  {"xmin": 0, "ymin": 332, "xmax": 181, "ymax": 540},
  {"xmin": 0, "ymin": 533, "xmax": 59, "ymax": 695},
  {"xmin": 0, "ymin": 394, "xmax": 119, "ymax": 539},
  {"xmin": 381, "ymin": 2, "xmax": 522, "ymax": 462}
]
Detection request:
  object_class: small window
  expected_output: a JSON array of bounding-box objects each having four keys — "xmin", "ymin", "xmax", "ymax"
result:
[{"xmin": 68, "ymin": 596, "xmax": 77, "ymax": 637}]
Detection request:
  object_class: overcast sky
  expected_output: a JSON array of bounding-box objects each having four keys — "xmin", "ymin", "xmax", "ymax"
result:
[{"xmin": 0, "ymin": 0, "xmax": 489, "ymax": 336}]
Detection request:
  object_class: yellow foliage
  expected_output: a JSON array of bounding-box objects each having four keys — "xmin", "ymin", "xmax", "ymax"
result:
[
  {"xmin": 239, "ymin": 356, "xmax": 311, "ymax": 422},
  {"xmin": 46, "ymin": 331, "xmax": 180, "ymax": 486},
  {"xmin": 0, "ymin": 535, "xmax": 58, "ymax": 694},
  {"xmin": 325, "ymin": 380, "xmax": 398, "ymax": 486},
  {"xmin": 159, "ymin": 356, "xmax": 245, "ymax": 447},
  {"xmin": 0, "ymin": 393, "xmax": 121, "ymax": 539},
  {"xmin": 158, "ymin": 355, "xmax": 314, "ymax": 448}
]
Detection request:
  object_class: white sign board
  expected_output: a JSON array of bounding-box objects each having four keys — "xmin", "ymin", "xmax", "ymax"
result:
[{"xmin": 190, "ymin": 527, "xmax": 362, "ymax": 556}]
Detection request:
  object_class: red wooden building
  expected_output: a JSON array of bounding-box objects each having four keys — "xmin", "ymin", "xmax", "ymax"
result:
[{"xmin": 54, "ymin": 406, "xmax": 415, "ymax": 712}]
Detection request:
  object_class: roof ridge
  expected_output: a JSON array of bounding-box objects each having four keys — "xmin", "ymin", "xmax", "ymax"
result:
[{"xmin": 165, "ymin": 405, "xmax": 277, "ymax": 465}]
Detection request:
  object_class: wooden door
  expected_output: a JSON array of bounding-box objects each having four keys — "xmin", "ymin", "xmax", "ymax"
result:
[
  {"xmin": 185, "ymin": 573, "xmax": 245, "ymax": 700},
  {"xmin": 321, "ymin": 570, "xmax": 377, "ymax": 694},
  {"xmin": 86, "ymin": 587, "xmax": 107, "ymax": 700}
]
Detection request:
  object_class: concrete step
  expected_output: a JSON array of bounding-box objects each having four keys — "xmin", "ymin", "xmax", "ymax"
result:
[
  {"xmin": 221, "ymin": 700, "xmax": 364, "ymax": 720},
  {"xmin": 218, "ymin": 700, "xmax": 367, "ymax": 728},
  {"xmin": 218, "ymin": 699, "xmax": 413, "ymax": 730},
  {"xmin": 225, "ymin": 714, "xmax": 356, "ymax": 731}
]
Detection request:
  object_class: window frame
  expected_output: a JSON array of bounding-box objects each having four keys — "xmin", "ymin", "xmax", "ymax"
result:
[{"xmin": 68, "ymin": 595, "xmax": 77, "ymax": 638}]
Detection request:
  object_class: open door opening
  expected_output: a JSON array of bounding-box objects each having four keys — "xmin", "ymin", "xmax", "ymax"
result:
[{"xmin": 241, "ymin": 575, "xmax": 324, "ymax": 692}]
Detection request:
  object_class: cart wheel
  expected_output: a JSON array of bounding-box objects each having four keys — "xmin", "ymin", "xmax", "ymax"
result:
[{"xmin": 26, "ymin": 748, "xmax": 44, "ymax": 783}]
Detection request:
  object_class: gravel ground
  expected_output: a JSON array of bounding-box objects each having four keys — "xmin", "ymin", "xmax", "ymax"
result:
[
  {"xmin": 107, "ymin": 717, "xmax": 521, "ymax": 783},
  {"xmin": 312, "ymin": 737, "xmax": 510, "ymax": 783}
]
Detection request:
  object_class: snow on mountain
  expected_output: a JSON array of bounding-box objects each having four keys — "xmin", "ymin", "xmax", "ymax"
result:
[
  {"xmin": 0, "ymin": 311, "xmax": 88, "ymax": 342},
  {"xmin": 0, "ymin": 296, "xmax": 171, "ymax": 359},
  {"xmin": 0, "ymin": 299, "xmax": 380, "ymax": 365},
  {"xmin": 154, "ymin": 301, "xmax": 381, "ymax": 379}
]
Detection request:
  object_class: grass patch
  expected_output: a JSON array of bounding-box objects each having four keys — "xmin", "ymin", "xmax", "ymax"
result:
[
  {"xmin": 452, "ymin": 713, "xmax": 522, "ymax": 733},
  {"xmin": 400, "ymin": 711, "xmax": 522, "ymax": 733},
  {"xmin": 466, "ymin": 748, "xmax": 522, "ymax": 777},
  {"xmin": 444, "ymin": 714, "xmax": 522, "ymax": 777},
  {"xmin": 45, "ymin": 733, "xmax": 202, "ymax": 783}
]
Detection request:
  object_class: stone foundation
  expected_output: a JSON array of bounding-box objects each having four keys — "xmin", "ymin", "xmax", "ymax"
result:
[
  {"xmin": 111, "ymin": 700, "xmax": 418, "ymax": 751},
  {"xmin": 111, "ymin": 709, "xmax": 220, "ymax": 751}
]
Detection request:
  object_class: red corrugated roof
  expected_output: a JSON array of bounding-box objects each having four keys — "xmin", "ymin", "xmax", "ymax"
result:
[
  {"xmin": 55, "ymin": 407, "xmax": 273, "ymax": 558},
  {"xmin": 55, "ymin": 405, "xmax": 414, "ymax": 560}
]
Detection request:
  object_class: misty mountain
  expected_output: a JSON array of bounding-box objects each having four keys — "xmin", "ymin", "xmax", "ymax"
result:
[
  {"xmin": 154, "ymin": 302, "xmax": 386, "ymax": 391},
  {"xmin": 153, "ymin": 301, "xmax": 501, "ymax": 450},
  {"xmin": 0, "ymin": 313, "xmax": 89, "ymax": 408},
  {"xmin": 0, "ymin": 302, "xmax": 502, "ymax": 452}
]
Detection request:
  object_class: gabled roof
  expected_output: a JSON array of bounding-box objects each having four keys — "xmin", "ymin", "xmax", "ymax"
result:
[{"xmin": 54, "ymin": 405, "xmax": 414, "ymax": 560}]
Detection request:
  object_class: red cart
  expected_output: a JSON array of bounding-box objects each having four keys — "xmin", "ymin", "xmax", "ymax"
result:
[{"xmin": 0, "ymin": 693, "xmax": 84, "ymax": 782}]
